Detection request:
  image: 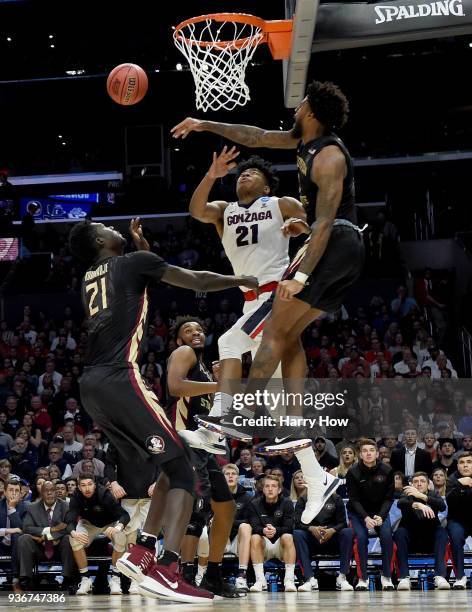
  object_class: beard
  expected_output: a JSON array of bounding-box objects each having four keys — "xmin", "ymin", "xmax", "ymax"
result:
[{"xmin": 290, "ymin": 118, "xmax": 303, "ymax": 140}]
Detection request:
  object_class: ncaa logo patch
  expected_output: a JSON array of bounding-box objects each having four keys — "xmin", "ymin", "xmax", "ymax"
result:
[
  {"xmin": 146, "ymin": 435, "xmax": 165, "ymax": 454},
  {"xmin": 274, "ymin": 510, "xmax": 283, "ymax": 518},
  {"xmin": 373, "ymin": 474, "xmax": 386, "ymax": 483}
]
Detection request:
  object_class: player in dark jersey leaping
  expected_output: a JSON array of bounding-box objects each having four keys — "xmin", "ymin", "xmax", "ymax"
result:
[
  {"xmin": 173, "ymin": 81, "xmax": 365, "ymax": 525},
  {"xmin": 68, "ymin": 219, "xmax": 257, "ymax": 603},
  {"xmin": 166, "ymin": 317, "xmax": 243, "ymax": 598}
]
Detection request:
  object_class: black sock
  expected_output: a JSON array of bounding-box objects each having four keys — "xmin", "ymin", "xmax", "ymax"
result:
[
  {"xmin": 137, "ymin": 532, "xmax": 157, "ymax": 551},
  {"xmin": 205, "ymin": 562, "xmax": 221, "ymax": 581},
  {"xmin": 158, "ymin": 549, "xmax": 179, "ymax": 566},
  {"xmin": 181, "ymin": 562, "xmax": 195, "ymax": 580}
]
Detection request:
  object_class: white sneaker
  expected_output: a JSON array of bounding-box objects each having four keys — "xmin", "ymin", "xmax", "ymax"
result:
[
  {"xmin": 301, "ymin": 473, "xmax": 341, "ymax": 524},
  {"xmin": 235, "ymin": 576, "xmax": 248, "ymax": 592},
  {"xmin": 355, "ymin": 579, "xmax": 368, "ymax": 591},
  {"xmin": 128, "ymin": 580, "xmax": 140, "ymax": 595},
  {"xmin": 108, "ymin": 574, "xmax": 122, "ymax": 595},
  {"xmin": 76, "ymin": 576, "xmax": 93, "ymax": 595},
  {"xmin": 397, "ymin": 577, "xmax": 411, "ymax": 591},
  {"xmin": 178, "ymin": 427, "xmax": 227, "ymax": 454},
  {"xmin": 336, "ymin": 574, "xmax": 354, "ymax": 591},
  {"xmin": 381, "ymin": 576, "xmax": 394, "ymax": 591},
  {"xmin": 434, "ymin": 576, "xmax": 450, "ymax": 590},
  {"xmin": 298, "ymin": 577, "xmax": 318, "ymax": 591},
  {"xmin": 284, "ymin": 580, "xmax": 297, "ymax": 592},
  {"xmin": 453, "ymin": 576, "xmax": 468, "ymax": 590},
  {"xmin": 249, "ymin": 580, "xmax": 267, "ymax": 592}
]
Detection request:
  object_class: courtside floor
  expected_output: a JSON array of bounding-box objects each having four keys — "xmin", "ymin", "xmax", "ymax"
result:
[{"xmin": 4, "ymin": 591, "xmax": 471, "ymax": 611}]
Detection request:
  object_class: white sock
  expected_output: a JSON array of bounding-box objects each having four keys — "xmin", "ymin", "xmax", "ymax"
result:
[
  {"xmin": 210, "ymin": 392, "xmax": 234, "ymax": 417},
  {"xmin": 254, "ymin": 563, "xmax": 265, "ymax": 582},
  {"xmin": 295, "ymin": 446, "xmax": 324, "ymax": 479},
  {"xmin": 285, "ymin": 564, "xmax": 295, "ymax": 582},
  {"xmin": 196, "ymin": 564, "xmax": 207, "ymax": 578}
]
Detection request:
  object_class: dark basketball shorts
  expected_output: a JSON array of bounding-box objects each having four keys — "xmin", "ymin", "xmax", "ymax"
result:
[
  {"xmin": 80, "ymin": 365, "xmax": 188, "ymax": 465},
  {"xmin": 285, "ymin": 225, "xmax": 365, "ymax": 313}
]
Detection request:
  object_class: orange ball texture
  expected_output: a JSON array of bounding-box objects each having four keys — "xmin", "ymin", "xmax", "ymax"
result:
[{"xmin": 107, "ymin": 63, "xmax": 148, "ymax": 105}]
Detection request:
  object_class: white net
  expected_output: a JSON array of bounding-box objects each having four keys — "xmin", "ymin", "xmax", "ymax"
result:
[{"xmin": 173, "ymin": 17, "xmax": 264, "ymax": 112}]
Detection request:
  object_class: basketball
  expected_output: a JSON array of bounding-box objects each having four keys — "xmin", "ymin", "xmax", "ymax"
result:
[{"xmin": 106, "ymin": 63, "xmax": 148, "ymax": 105}]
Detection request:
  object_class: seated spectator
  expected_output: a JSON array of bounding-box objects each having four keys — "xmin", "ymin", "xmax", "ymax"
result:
[
  {"xmin": 61, "ymin": 398, "xmax": 91, "ymax": 433},
  {"xmin": 20, "ymin": 480, "xmax": 32, "ymax": 502},
  {"xmin": 314, "ymin": 437, "xmax": 338, "ymax": 471},
  {"xmin": 251, "ymin": 458, "xmax": 265, "ymax": 478},
  {"xmin": 394, "ymin": 471, "xmax": 407, "ymax": 497},
  {"xmin": 222, "ymin": 464, "xmax": 253, "ymax": 592},
  {"xmin": 72, "ymin": 444, "xmax": 105, "ymax": 478},
  {"xmin": 17, "ymin": 480, "xmax": 73, "ymax": 591},
  {"xmin": 330, "ymin": 445, "xmax": 357, "ymax": 498},
  {"xmin": 62, "ymin": 424, "xmax": 83, "ymax": 463},
  {"xmin": 267, "ymin": 449, "xmax": 301, "ymax": 490},
  {"xmin": 432, "ymin": 438, "xmax": 458, "ymax": 476},
  {"xmin": 390, "ymin": 428, "xmax": 433, "ymax": 479},
  {"xmin": 236, "ymin": 448, "xmax": 254, "ymax": 479},
  {"xmin": 54, "ymin": 481, "xmax": 69, "ymax": 503},
  {"xmin": 37, "ymin": 360, "xmax": 62, "ymax": 394},
  {"xmin": 30, "ymin": 396, "xmax": 52, "ymax": 436},
  {"xmin": 20, "ymin": 414, "xmax": 43, "ymax": 451},
  {"xmin": 247, "ymin": 474, "xmax": 297, "ymax": 592},
  {"xmin": 81, "ymin": 433, "xmax": 106, "ymax": 462},
  {"xmin": 65, "ymin": 477, "xmax": 77, "ymax": 497},
  {"xmin": 432, "ymin": 467, "xmax": 447, "ymax": 498},
  {"xmin": 391, "ymin": 286, "xmax": 418, "ymax": 319},
  {"xmin": 418, "ymin": 346, "xmax": 456, "ymax": 379},
  {"xmin": 346, "ymin": 438, "xmax": 394, "ymax": 591},
  {"xmin": 0, "ymin": 478, "xmax": 28, "ymax": 592},
  {"xmin": 48, "ymin": 464, "xmax": 62, "ymax": 481},
  {"xmin": 31, "ymin": 476, "xmax": 46, "ymax": 502},
  {"xmin": 5, "ymin": 397, "xmax": 21, "ymax": 434},
  {"xmin": 0, "ymin": 421, "xmax": 14, "ymax": 455},
  {"xmin": 394, "ymin": 471, "xmax": 450, "ymax": 590},
  {"xmin": 289, "ymin": 470, "xmax": 307, "ymax": 503},
  {"xmin": 8, "ymin": 437, "xmax": 37, "ymax": 483},
  {"xmin": 294, "ymin": 490, "xmax": 353, "ymax": 591},
  {"xmin": 91, "ymin": 427, "xmax": 108, "ymax": 454},
  {"xmin": 341, "ymin": 347, "xmax": 371, "ymax": 379},
  {"xmin": 422, "ymin": 432, "xmax": 438, "ymax": 462},
  {"xmin": 268, "ymin": 468, "xmax": 290, "ymax": 498},
  {"xmin": 457, "ymin": 402, "xmax": 472, "ymax": 437},
  {"xmin": 67, "ymin": 473, "xmax": 130, "ymax": 596},
  {"xmin": 335, "ymin": 423, "xmax": 360, "ymax": 455},
  {"xmin": 42, "ymin": 445, "xmax": 72, "ymax": 479}
]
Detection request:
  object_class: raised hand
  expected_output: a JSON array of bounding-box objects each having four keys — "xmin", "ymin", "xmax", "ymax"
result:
[
  {"xmin": 171, "ymin": 117, "xmax": 205, "ymax": 139},
  {"xmin": 129, "ymin": 218, "xmax": 150, "ymax": 252},
  {"xmin": 207, "ymin": 146, "xmax": 240, "ymax": 180}
]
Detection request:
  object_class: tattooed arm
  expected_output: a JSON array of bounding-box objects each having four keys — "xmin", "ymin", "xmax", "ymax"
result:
[
  {"xmin": 171, "ymin": 117, "xmax": 299, "ymax": 149},
  {"xmin": 276, "ymin": 146, "xmax": 346, "ymax": 301}
]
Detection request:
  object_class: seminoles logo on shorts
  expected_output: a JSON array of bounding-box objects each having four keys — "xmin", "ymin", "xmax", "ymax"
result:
[
  {"xmin": 146, "ymin": 435, "xmax": 165, "ymax": 454},
  {"xmin": 274, "ymin": 510, "xmax": 283, "ymax": 518},
  {"xmin": 373, "ymin": 474, "xmax": 386, "ymax": 483}
]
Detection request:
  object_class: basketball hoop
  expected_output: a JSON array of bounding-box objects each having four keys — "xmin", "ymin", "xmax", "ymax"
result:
[{"xmin": 173, "ymin": 13, "xmax": 292, "ymax": 112}]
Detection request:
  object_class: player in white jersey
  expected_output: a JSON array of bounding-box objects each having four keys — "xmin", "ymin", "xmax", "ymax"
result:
[{"xmin": 179, "ymin": 147, "xmax": 308, "ymax": 453}]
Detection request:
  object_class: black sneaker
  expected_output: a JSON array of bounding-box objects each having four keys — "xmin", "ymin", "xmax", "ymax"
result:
[
  {"xmin": 194, "ymin": 415, "xmax": 253, "ymax": 441},
  {"xmin": 200, "ymin": 574, "xmax": 247, "ymax": 598}
]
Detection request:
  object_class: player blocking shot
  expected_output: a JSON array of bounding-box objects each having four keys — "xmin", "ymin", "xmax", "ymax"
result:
[
  {"xmin": 178, "ymin": 147, "xmax": 310, "ymax": 453},
  {"xmin": 172, "ymin": 80, "xmax": 365, "ymax": 524},
  {"xmin": 68, "ymin": 220, "xmax": 258, "ymax": 603}
]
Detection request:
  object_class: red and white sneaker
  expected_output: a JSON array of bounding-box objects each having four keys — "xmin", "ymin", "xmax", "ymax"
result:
[
  {"xmin": 116, "ymin": 544, "xmax": 156, "ymax": 583},
  {"xmin": 138, "ymin": 561, "xmax": 214, "ymax": 603}
]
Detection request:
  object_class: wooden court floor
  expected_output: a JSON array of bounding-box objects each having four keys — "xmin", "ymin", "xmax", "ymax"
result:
[{"xmin": 5, "ymin": 591, "xmax": 471, "ymax": 611}]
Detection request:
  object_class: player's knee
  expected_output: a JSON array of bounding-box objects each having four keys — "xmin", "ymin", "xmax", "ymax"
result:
[
  {"xmin": 218, "ymin": 328, "xmax": 251, "ymax": 361},
  {"xmin": 186, "ymin": 517, "xmax": 205, "ymax": 538},
  {"xmin": 280, "ymin": 533, "xmax": 293, "ymax": 544},
  {"xmin": 238, "ymin": 522, "xmax": 252, "ymax": 537},
  {"xmin": 251, "ymin": 533, "xmax": 263, "ymax": 545},
  {"xmin": 161, "ymin": 456, "xmax": 195, "ymax": 494}
]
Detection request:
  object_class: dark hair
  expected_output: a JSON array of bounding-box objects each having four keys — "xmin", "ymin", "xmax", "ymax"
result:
[
  {"xmin": 5, "ymin": 478, "xmax": 21, "ymax": 489},
  {"xmin": 174, "ymin": 316, "xmax": 204, "ymax": 339},
  {"xmin": 78, "ymin": 472, "xmax": 96, "ymax": 483},
  {"xmin": 68, "ymin": 220, "xmax": 98, "ymax": 265},
  {"xmin": 358, "ymin": 437, "xmax": 377, "ymax": 451},
  {"xmin": 236, "ymin": 156, "xmax": 279, "ymax": 195},
  {"xmin": 457, "ymin": 450, "xmax": 472, "ymax": 461},
  {"xmin": 306, "ymin": 80, "xmax": 349, "ymax": 131}
]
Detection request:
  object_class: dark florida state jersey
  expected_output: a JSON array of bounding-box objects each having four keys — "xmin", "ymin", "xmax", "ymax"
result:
[
  {"xmin": 296, "ymin": 133, "xmax": 356, "ymax": 227},
  {"xmin": 81, "ymin": 251, "xmax": 168, "ymax": 367},
  {"xmin": 167, "ymin": 356, "xmax": 213, "ymax": 432}
]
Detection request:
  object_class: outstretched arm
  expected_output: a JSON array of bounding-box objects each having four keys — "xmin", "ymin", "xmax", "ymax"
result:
[
  {"xmin": 172, "ymin": 117, "xmax": 299, "ymax": 149},
  {"xmin": 189, "ymin": 146, "xmax": 238, "ymax": 227},
  {"xmin": 161, "ymin": 265, "xmax": 258, "ymax": 293},
  {"xmin": 276, "ymin": 146, "xmax": 346, "ymax": 301}
]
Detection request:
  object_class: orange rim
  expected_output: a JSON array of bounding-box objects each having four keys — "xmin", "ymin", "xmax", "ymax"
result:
[{"xmin": 174, "ymin": 12, "xmax": 292, "ymax": 56}]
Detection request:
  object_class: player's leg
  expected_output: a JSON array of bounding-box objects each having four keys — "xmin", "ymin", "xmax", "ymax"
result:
[{"xmin": 279, "ymin": 534, "xmax": 297, "ymax": 591}]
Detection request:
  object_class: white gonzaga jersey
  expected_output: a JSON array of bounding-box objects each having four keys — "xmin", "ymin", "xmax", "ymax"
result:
[{"xmin": 222, "ymin": 196, "xmax": 290, "ymax": 290}]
